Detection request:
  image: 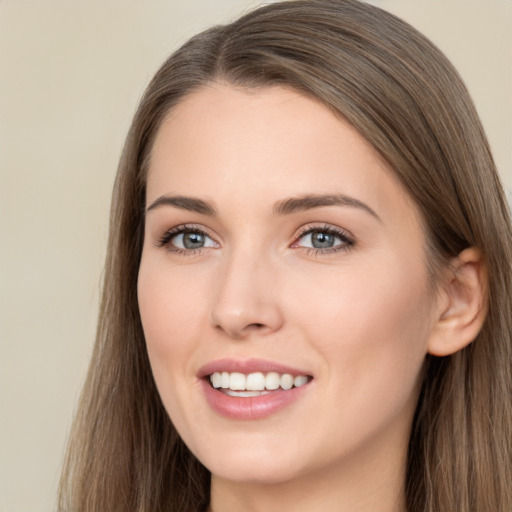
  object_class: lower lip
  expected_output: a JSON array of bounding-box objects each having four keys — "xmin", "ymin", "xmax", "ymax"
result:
[{"xmin": 201, "ymin": 380, "xmax": 310, "ymax": 420}]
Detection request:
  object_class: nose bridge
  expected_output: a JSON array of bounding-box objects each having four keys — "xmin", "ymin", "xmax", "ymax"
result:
[{"xmin": 211, "ymin": 243, "xmax": 283, "ymax": 339}]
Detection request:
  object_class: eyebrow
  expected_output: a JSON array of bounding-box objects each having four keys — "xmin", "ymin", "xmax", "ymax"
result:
[
  {"xmin": 273, "ymin": 194, "xmax": 381, "ymax": 221},
  {"xmin": 146, "ymin": 195, "xmax": 216, "ymax": 216},
  {"xmin": 145, "ymin": 193, "xmax": 380, "ymax": 221}
]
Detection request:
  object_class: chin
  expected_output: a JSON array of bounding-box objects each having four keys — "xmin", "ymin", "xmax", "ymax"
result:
[{"xmin": 197, "ymin": 442, "xmax": 306, "ymax": 485}]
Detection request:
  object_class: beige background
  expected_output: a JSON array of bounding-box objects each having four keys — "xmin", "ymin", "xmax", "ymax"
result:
[{"xmin": 0, "ymin": 1, "xmax": 510, "ymax": 511}]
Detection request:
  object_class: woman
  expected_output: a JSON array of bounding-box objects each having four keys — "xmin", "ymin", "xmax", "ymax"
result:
[{"xmin": 58, "ymin": 1, "xmax": 512, "ymax": 511}]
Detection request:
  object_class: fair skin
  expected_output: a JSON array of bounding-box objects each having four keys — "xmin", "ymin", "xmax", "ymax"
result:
[{"xmin": 137, "ymin": 84, "xmax": 485, "ymax": 512}]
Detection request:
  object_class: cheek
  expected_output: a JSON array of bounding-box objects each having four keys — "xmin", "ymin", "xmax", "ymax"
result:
[
  {"xmin": 291, "ymin": 254, "xmax": 432, "ymax": 345},
  {"xmin": 291, "ymin": 255, "xmax": 432, "ymax": 422},
  {"xmin": 137, "ymin": 259, "xmax": 208, "ymax": 389},
  {"xmin": 137, "ymin": 261, "xmax": 215, "ymax": 444}
]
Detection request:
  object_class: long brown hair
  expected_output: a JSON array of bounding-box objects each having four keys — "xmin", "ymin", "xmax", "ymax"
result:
[{"xmin": 59, "ymin": 1, "xmax": 512, "ymax": 510}]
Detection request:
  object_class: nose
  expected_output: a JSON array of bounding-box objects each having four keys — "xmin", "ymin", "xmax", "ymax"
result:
[{"xmin": 211, "ymin": 251, "xmax": 284, "ymax": 340}]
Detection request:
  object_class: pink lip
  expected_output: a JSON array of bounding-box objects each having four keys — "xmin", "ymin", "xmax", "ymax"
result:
[
  {"xmin": 197, "ymin": 358, "xmax": 313, "ymax": 421},
  {"xmin": 200, "ymin": 380, "xmax": 311, "ymax": 420}
]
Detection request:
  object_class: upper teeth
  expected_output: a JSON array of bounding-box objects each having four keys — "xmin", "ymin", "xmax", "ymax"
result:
[{"xmin": 209, "ymin": 371, "xmax": 309, "ymax": 391}]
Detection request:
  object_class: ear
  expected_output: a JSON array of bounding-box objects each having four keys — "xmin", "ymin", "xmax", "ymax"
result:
[{"xmin": 427, "ymin": 247, "xmax": 488, "ymax": 357}]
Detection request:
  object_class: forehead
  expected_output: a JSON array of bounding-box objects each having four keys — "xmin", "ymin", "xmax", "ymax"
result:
[{"xmin": 147, "ymin": 83, "xmax": 419, "ymax": 228}]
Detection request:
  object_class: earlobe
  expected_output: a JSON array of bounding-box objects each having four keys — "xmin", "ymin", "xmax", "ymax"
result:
[{"xmin": 427, "ymin": 248, "xmax": 488, "ymax": 357}]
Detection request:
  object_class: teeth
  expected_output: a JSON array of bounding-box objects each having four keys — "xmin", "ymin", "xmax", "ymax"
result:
[
  {"xmin": 280, "ymin": 374, "xmax": 294, "ymax": 390},
  {"xmin": 209, "ymin": 371, "xmax": 310, "ymax": 392},
  {"xmin": 211, "ymin": 372, "xmax": 222, "ymax": 388},
  {"xmin": 266, "ymin": 372, "xmax": 280, "ymax": 390},
  {"xmin": 226, "ymin": 390, "xmax": 269, "ymax": 397},
  {"xmin": 246, "ymin": 372, "xmax": 265, "ymax": 391},
  {"xmin": 229, "ymin": 372, "xmax": 246, "ymax": 390},
  {"xmin": 293, "ymin": 375, "xmax": 308, "ymax": 387}
]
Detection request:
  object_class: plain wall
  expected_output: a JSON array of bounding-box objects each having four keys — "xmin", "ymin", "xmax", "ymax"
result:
[{"xmin": 0, "ymin": 1, "xmax": 510, "ymax": 511}]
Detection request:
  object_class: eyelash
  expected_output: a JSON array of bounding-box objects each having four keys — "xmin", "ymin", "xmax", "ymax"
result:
[
  {"xmin": 156, "ymin": 224, "xmax": 214, "ymax": 257},
  {"xmin": 292, "ymin": 224, "xmax": 355, "ymax": 256},
  {"xmin": 155, "ymin": 223, "xmax": 355, "ymax": 256}
]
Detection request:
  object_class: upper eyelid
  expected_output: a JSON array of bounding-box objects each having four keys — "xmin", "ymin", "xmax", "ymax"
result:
[
  {"xmin": 291, "ymin": 224, "xmax": 356, "ymax": 254},
  {"xmin": 155, "ymin": 222, "xmax": 354, "ymax": 248},
  {"xmin": 293, "ymin": 223, "xmax": 354, "ymax": 240},
  {"xmin": 155, "ymin": 223, "xmax": 218, "ymax": 247},
  {"xmin": 161, "ymin": 223, "xmax": 351, "ymax": 237},
  {"xmin": 164, "ymin": 223, "xmax": 216, "ymax": 237}
]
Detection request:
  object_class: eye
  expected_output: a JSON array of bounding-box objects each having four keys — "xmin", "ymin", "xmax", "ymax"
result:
[
  {"xmin": 157, "ymin": 225, "xmax": 218, "ymax": 252},
  {"xmin": 293, "ymin": 225, "xmax": 354, "ymax": 252},
  {"xmin": 172, "ymin": 231, "xmax": 216, "ymax": 249}
]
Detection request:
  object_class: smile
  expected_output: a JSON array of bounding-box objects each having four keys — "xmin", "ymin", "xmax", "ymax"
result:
[
  {"xmin": 199, "ymin": 359, "xmax": 314, "ymax": 420},
  {"xmin": 209, "ymin": 371, "xmax": 309, "ymax": 396}
]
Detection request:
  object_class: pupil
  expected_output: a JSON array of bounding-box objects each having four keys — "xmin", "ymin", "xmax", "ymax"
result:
[
  {"xmin": 312, "ymin": 231, "xmax": 334, "ymax": 248},
  {"xmin": 183, "ymin": 232, "xmax": 204, "ymax": 249}
]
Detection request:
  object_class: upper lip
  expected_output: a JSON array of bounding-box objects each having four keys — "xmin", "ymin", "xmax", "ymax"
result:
[{"xmin": 197, "ymin": 358, "xmax": 312, "ymax": 379}]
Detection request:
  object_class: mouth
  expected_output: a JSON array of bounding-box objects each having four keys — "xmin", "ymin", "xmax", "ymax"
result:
[
  {"xmin": 207, "ymin": 371, "xmax": 311, "ymax": 397},
  {"xmin": 198, "ymin": 359, "xmax": 313, "ymax": 420}
]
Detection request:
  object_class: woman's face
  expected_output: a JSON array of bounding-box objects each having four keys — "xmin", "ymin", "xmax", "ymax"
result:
[{"xmin": 138, "ymin": 84, "xmax": 439, "ymax": 485}]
